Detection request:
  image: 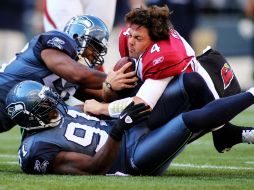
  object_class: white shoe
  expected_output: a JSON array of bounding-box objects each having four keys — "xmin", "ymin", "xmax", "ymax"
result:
[
  {"xmin": 242, "ymin": 129, "xmax": 254, "ymax": 144},
  {"xmin": 247, "ymin": 87, "xmax": 254, "ymax": 96}
]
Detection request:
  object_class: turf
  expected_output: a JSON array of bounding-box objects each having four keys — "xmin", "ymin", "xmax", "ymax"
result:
[{"xmin": 0, "ymin": 107, "xmax": 254, "ymax": 190}]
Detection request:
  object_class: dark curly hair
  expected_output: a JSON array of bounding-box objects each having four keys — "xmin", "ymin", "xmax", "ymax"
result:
[{"xmin": 125, "ymin": 5, "xmax": 173, "ymax": 41}]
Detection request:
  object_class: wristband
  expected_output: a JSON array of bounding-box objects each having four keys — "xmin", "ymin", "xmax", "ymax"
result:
[{"xmin": 108, "ymin": 97, "xmax": 133, "ymax": 118}]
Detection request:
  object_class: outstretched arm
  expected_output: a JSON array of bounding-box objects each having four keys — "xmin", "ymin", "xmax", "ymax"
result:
[
  {"xmin": 84, "ymin": 77, "xmax": 172, "ymax": 117},
  {"xmin": 51, "ymin": 137, "xmax": 120, "ymax": 175}
]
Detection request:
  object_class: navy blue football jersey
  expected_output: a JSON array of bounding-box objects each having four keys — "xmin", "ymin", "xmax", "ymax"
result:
[
  {"xmin": 18, "ymin": 106, "xmax": 116, "ymax": 174},
  {"xmin": 0, "ymin": 30, "xmax": 79, "ymax": 132},
  {"xmin": 18, "ymin": 105, "xmax": 191, "ymax": 176}
]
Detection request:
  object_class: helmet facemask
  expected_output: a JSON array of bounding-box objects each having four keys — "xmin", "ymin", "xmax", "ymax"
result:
[
  {"xmin": 6, "ymin": 85, "xmax": 68, "ymax": 131},
  {"xmin": 64, "ymin": 15, "xmax": 109, "ymax": 68},
  {"xmin": 75, "ymin": 35, "xmax": 107, "ymax": 68},
  {"xmin": 28, "ymin": 87, "xmax": 67, "ymax": 130}
]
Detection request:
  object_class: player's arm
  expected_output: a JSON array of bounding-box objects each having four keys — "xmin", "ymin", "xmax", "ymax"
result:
[
  {"xmin": 51, "ymin": 137, "xmax": 120, "ymax": 175},
  {"xmin": 84, "ymin": 77, "xmax": 172, "ymax": 117},
  {"xmin": 51, "ymin": 103, "xmax": 150, "ymax": 175},
  {"xmin": 41, "ymin": 48, "xmax": 106, "ymax": 89}
]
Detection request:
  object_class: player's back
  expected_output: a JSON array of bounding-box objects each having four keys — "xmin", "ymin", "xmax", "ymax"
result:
[{"xmin": 138, "ymin": 29, "xmax": 195, "ymax": 80}]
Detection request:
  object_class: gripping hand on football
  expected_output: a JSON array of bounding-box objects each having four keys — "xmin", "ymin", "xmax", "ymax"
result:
[{"xmin": 109, "ymin": 102, "xmax": 150, "ymax": 141}]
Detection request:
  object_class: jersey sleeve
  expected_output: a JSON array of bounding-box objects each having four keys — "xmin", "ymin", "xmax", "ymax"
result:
[
  {"xmin": 142, "ymin": 52, "xmax": 192, "ymax": 80},
  {"xmin": 19, "ymin": 141, "xmax": 61, "ymax": 174},
  {"xmin": 35, "ymin": 31, "xmax": 77, "ymax": 60}
]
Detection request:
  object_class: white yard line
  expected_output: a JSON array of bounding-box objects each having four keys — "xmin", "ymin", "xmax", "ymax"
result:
[
  {"xmin": 0, "ymin": 154, "xmax": 253, "ymax": 171},
  {"xmin": 171, "ymin": 163, "xmax": 254, "ymax": 170},
  {"xmin": 0, "ymin": 154, "xmax": 17, "ymax": 158},
  {"xmin": 0, "ymin": 161, "xmax": 18, "ymax": 165}
]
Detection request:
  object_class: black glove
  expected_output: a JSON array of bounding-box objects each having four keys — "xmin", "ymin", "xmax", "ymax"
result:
[{"xmin": 109, "ymin": 102, "xmax": 150, "ymax": 141}]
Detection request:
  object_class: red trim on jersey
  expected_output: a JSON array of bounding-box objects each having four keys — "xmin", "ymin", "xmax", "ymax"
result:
[
  {"xmin": 43, "ymin": 0, "xmax": 57, "ymax": 29},
  {"xmin": 119, "ymin": 27, "xmax": 130, "ymax": 57}
]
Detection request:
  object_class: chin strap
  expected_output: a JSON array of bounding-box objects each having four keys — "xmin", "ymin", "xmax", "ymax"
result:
[{"xmin": 23, "ymin": 113, "xmax": 62, "ymax": 131}]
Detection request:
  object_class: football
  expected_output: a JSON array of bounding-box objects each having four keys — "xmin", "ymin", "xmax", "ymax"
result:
[
  {"xmin": 112, "ymin": 57, "xmax": 138, "ymax": 99},
  {"xmin": 113, "ymin": 57, "xmax": 135, "ymax": 73}
]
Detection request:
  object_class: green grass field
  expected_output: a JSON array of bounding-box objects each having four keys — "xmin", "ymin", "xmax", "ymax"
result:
[{"xmin": 1, "ymin": 107, "xmax": 254, "ymax": 190}]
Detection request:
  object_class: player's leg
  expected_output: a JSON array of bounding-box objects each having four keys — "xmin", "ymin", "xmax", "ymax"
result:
[
  {"xmin": 148, "ymin": 72, "xmax": 215, "ymax": 129},
  {"xmin": 132, "ymin": 88, "xmax": 254, "ymax": 175},
  {"xmin": 83, "ymin": 0, "xmax": 117, "ymax": 33},
  {"xmin": 43, "ymin": 0, "xmax": 83, "ymax": 31},
  {"xmin": 198, "ymin": 48, "xmax": 254, "ymax": 152},
  {"xmin": 130, "ymin": 89, "xmax": 254, "ymax": 175},
  {"xmin": 212, "ymin": 122, "xmax": 254, "ymax": 153},
  {"xmin": 182, "ymin": 89, "xmax": 254, "ymax": 133},
  {"xmin": 130, "ymin": 116, "xmax": 192, "ymax": 175}
]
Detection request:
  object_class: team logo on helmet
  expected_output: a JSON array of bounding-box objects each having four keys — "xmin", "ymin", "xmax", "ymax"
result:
[
  {"xmin": 221, "ymin": 63, "xmax": 234, "ymax": 89},
  {"xmin": 6, "ymin": 102, "xmax": 26, "ymax": 119},
  {"xmin": 79, "ymin": 16, "xmax": 93, "ymax": 28}
]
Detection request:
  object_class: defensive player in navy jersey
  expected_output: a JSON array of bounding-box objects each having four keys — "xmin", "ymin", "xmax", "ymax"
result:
[
  {"xmin": 0, "ymin": 15, "xmax": 137, "ymax": 133},
  {"xmin": 6, "ymin": 78, "xmax": 254, "ymax": 175}
]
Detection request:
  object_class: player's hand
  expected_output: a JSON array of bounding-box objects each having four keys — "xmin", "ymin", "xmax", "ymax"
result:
[
  {"xmin": 106, "ymin": 63, "xmax": 138, "ymax": 91},
  {"xmin": 109, "ymin": 102, "xmax": 150, "ymax": 141},
  {"xmin": 83, "ymin": 99, "xmax": 108, "ymax": 116}
]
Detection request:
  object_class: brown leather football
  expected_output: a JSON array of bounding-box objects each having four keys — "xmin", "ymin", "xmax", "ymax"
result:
[{"xmin": 113, "ymin": 57, "xmax": 135, "ymax": 73}]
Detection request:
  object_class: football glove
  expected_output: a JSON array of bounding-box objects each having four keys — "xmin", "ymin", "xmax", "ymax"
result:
[{"xmin": 109, "ymin": 102, "xmax": 150, "ymax": 141}]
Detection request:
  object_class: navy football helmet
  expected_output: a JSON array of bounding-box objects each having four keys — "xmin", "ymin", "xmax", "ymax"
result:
[
  {"xmin": 64, "ymin": 14, "xmax": 109, "ymax": 68},
  {"xmin": 5, "ymin": 80, "xmax": 67, "ymax": 131}
]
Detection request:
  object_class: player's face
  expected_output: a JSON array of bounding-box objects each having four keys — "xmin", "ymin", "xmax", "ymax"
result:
[
  {"xmin": 82, "ymin": 47, "xmax": 96, "ymax": 63},
  {"xmin": 127, "ymin": 25, "xmax": 152, "ymax": 59}
]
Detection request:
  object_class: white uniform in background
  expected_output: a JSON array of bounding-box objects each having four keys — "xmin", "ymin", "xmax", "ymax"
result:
[{"xmin": 43, "ymin": 0, "xmax": 117, "ymax": 33}]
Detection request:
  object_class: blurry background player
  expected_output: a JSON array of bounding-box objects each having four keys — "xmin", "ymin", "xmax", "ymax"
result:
[
  {"xmin": 0, "ymin": 0, "xmax": 39, "ymax": 63},
  {"xmin": 8, "ymin": 77, "xmax": 254, "ymax": 175},
  {"xmin": 145, "ymin": 0, "xmax": 198, "ymax": 45},
  {"xmin": 43, "ymin": 0, "xmax": 117, "ymax": 33}
]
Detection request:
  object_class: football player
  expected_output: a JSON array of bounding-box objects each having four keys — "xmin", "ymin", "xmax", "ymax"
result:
[
  {"xmin": 7, "ymin": 79, "xmax": 254, "ymax": 175},
  {"xmin": 0, "ymin": 15, "xmax": 136, "ymax": 133},
  {"xmin": 83, "ymin": 5, "xmax": 254, "ymax": 153}
]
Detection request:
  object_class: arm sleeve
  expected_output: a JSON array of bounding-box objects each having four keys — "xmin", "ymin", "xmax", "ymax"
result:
[
  {"xmin": 35, "ymin": 31, "xmax": 77, "ymax": 59},
  {"xmin": 19, "ymin": 141, "xmax": 61, "ymax": 174},
  {"xmin": 142, "ymin": 53, "xmax": 193, "ymax": 81},
  {"xmin": 136, "ymin": 77, "xmax": 173, "ymax": 108}
]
